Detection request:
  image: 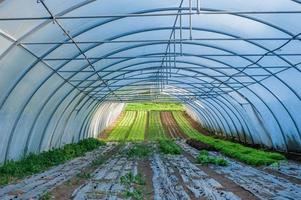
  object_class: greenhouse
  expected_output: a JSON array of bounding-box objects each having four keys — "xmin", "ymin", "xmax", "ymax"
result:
[{"xmin": 0, "ymin": 0, "xmax": 301, "ymax": 199}]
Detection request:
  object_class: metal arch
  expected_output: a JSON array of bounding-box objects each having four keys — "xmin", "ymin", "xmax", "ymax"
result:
[
  {"xmin": 96, "ymin": 77, "xmax": 231, "ymax": 135},
  {"xmin": 15, "ymin": 51, "xmax": 285, "ymax": 159},
  {"xmin": 86, "ymin": 60, "xmax": 285, "ymax": 146},
  {"xmin": 2, "ymin": 27, "xmax": 298, "ymax": 153},
  {"xmin": 2, "ymin": 5, "xmax": 299, "ymax": 114},
  {"xmin": 99, "ymin": 71, "xmax": 250, "ymax": 141},
  {"xmin": 95, "ymin": 72, "xmax": 247, "ymax": 139},
  {"xmin": 48, "ymin": 91, "xmax": 90, "ymax": 149},
  {"xmin": 1, "ymin": 5, "xmax": 299, "ymax": 111},
  {"xmin": 1, "ymin": 1, "xmax": 298, "ymax": 155},
  {"xmin": 73, "ymin": 39, "xmax": 300, "ymax": 142}
]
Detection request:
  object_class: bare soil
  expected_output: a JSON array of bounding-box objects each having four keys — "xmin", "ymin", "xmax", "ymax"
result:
[
  {"xmin": 183, "ymin": 151, "xmax": 259, "ymax": 200},
  {"xmin": 137, "ymin": 159, "xmax": 154, "ymax": 199},
  {"xmin": 49, "ymin": 144, "xmax": 121, "ymax": 200},
  {"xmin": 160, "ymin": 111, "xmax": 187, "ymax": 139}
]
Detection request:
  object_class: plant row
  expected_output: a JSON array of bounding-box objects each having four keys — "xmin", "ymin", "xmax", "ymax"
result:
[
  {"xmin": 147, "ymin": 111, "xmax": 167, "ymax": 141},
  {"xmin": 107, "ymin": 111, "xmax": 136, "ymax": 141},
  {"xmin": 0, "ymin": 138, "xmax": 105, "ymax": 186},
  {"xmin": 125, "ymin": 102, "xmax": 184, "ymax": 111},
  {"xmin": 172, "ymin": 111, "xmax": 285, "ymax": 166},
  {"xmin": 127, "ymin": 111, "xmax": 147, "ymax": 141}
]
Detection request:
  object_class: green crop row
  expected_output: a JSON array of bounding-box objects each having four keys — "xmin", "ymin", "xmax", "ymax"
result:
[
  {"xmin": 0, "ymin": 138, "xmax": 105, "ymax": 186},
  {"xmin": 172, "ymin": 111, "xmax": 286, "ymax": 166},
  {"xmin": 147, "ymin": 111, "xmax": 167, "ymax": 140},
  {"xmin": 125, "ymin": 102, "xmax": 184, "ymax": 111},
  {"xmin": 107, "ymin": 111, "xmax": 136, "ymax": 141},
  {"xmin": 127, "ymin": 111, "xmax": 147, "ymax": 141}
]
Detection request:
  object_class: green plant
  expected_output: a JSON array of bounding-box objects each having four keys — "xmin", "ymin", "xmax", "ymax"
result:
[
  {"xmin": 197, "ymin": 150, "xmax": 228, "ymax": 166},
  {"xmin": 0, "ymin": 138, "xmax": 104, "ymax": 186},
  {"xmin": 125, "ymin": 143, "xmax": 151, "ymax": 158},
  {"xmin": 127, "ymin": 111, "xmax": 147, "ymax": 141},
  {"xmin": 77, "ymin": 172, "xmax": 91, "ymax": 179},
  {"xmin": 40, "ymin": 192, "xmax": 51, "ymax": 200},
  {"xmin": 158, "ymin": 140, "xmax": 182, "ymax": 155},
  {"xmin": 120, "ymin": 172, "xmax": 145, "ymax": 200},
  {"xmin": 107, "ymin": 111, "xmax": 136, "ymax": 141},
  {"xmin": 125, "ymin": 102, "xmax": 184, "ymax": 111},
  {"xmin": 147, "ymin": 111, "xmax": 167, "ymax": 140},
  {"xmin": 172, "ymin": 111, "xmax": 286, "ymax": 166}
]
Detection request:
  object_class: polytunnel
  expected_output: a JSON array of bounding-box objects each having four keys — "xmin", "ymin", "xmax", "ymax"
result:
[{"xmin": 1, "ymin": 0, "xmax": 301, "ymax": 163}]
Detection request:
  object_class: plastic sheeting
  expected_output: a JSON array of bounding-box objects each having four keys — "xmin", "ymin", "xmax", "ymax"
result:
[{"xmin": 0, "ymin": 0, "xmax": 301, "ymax": 163}]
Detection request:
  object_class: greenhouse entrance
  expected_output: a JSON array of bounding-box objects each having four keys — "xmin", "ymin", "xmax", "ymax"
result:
[{"xmin": 1, "ymin": 0, "xmax": 301, "ymax": 199}]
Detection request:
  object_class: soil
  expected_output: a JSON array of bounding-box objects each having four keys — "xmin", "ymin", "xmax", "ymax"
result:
[
  {"xmin": 261, "ymin": 167, "xmax": 301, "ymax": 185},
  {"xmin": 160, "ymin": 111, "xmax": 187, "ymax": 139},
  {"xmin": 137, "ymin": 159, "xmax": 154, "ymax": 199},
  {"xmin": 183, "ymin": 112, "xmax": 212, "ymax": 136},
  {"xmin": 183, "ymin": 151, "xmax": 259, "ymax": 200},
  {"xmin": 186, "ymin": 138, "xmax": 216, "ymax": 151},
  {"xmin": 49, "ymin": 144, "xmax": 121, "ymax": 200}
]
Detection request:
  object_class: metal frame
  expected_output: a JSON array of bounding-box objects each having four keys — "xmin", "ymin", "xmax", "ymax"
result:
[{"xmin": 1, "ymin": 0, "xmax": 301, "ymax": 160}]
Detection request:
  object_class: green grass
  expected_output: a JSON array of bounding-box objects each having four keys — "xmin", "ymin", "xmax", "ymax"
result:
[
  {"xmin": 107, "ymin": 111, "xmax": 136, "ymax": 141},
  {"xmin": 0, "ymin": 138, "xmax": 105, "ymax": 186},
  {"xmin": 197, "ymin": 150, "xmax": 228, "ymax": 166},
  {"xmin": 147, "ymin": 111, "xmax": 167, "ymax": 141},
  {"xmin": 172, "ymin": 111, "xmax": 286, "ymax": 166},
  {"xmin": 125, "ymin": 102, "xmax": 184, "ymax": 111},
  {"xmin": 158, "ymin": 140, "xmax": 182, "ymax": 155},
  {"xmin": 125, "ymin": 143, "xmax": 152, "ymax": 158},
  {"xmin": 127, "ymin": 111, "xmax": 147, "ymax": 141}
]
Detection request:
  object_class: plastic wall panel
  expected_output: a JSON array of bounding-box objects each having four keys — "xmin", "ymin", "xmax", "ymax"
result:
[{"xmin": 89, "ymin": 102, "xmax": 125, "ymax": 138}]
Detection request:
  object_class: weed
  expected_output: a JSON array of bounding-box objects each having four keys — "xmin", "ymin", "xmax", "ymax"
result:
[
  {"xmin": 91, "ymin": 156, "xmax": 105, "ymax": 166},
  {"xmin": 158, "ymin": 140, "xmax": 182, "ymax": 155},
  {"xmin": 120, "ymin": 172, "xmax": 145, "ymax": 186},
  {"xmin": 39, "ymin": 192, "xmax": 51, "ymax": 200},
  {"xmin": 77, "ymin": 172, "xmax": 91, "ymax": 179},
  {"xmin": 120, "ymin": 172, "xmax": 145, "ymax": 200},
  {"xmin": 196, "ymin": 150, "xmax": 228, "ymax": 166},
  {"xmin": 125, "ymin": 143, "xmax": 152, "ymax": 158},
  {"xmin": 0, "ymin": 138, "xmax": 104, "ymax": 186}
]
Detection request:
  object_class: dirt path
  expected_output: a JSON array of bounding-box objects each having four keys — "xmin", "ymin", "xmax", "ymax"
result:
[
  {"xmin": 0, "ymin": 143, "xmax": 116, "ymax": 200},
  {"xmin": 177, "ymin": 140, "xmax": 301, "ymax": 200},
  {"xmin": 161, "ymin": 111, "xmax": 187, "ymax": 139},
  {"xmin": 150, "ymin": 152, "xmax": 240, "ymax": 200},
  {"xmin": 50, "ymin": 143, "xmax": 122, "ymax": 200},
  {"xmin": 72, "ymin": 144, "xmax": 137, "ymax": 199}
]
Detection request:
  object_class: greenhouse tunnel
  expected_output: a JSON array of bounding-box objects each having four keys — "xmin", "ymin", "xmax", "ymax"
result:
[{"xmin": 1, "ymin": 0, "xmax": 301, "ymax": 164}]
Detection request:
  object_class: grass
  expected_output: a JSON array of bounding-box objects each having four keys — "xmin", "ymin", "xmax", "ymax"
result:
[
  {"xmin": 107, "ymin": 111, "xmax": 136, "ymax": 141},
  {"xmin": 197, "ymin": 150, "xmax": 228, "ymax": 166},
  {"xmin": 0, "ymin": 138, "xmax": 105, "ymax": 186},
  {"xmin": 125, "ymin": 102, "xmax": 184, "ymax": 111},
  {"xmin": 127, "ymin": 111, "xmax": 147, "ymax": 141},
  {"xmin": 120, "ymin": 172, "xmax": 145, "ymax": 200},
  {"xmin": 172, "ymin": 111, "xmax": 286, "ymax": 166},
  {"xmin": 147, "ymin": 111, "xmax": 167, "ymax": 141},
  {"xmin": 125, "ymin": 143, "xmax": 152, "ymax": 158},
  {"xmin": 158, "ymin": 140, "xmax": 182, "ymax": 155}
]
